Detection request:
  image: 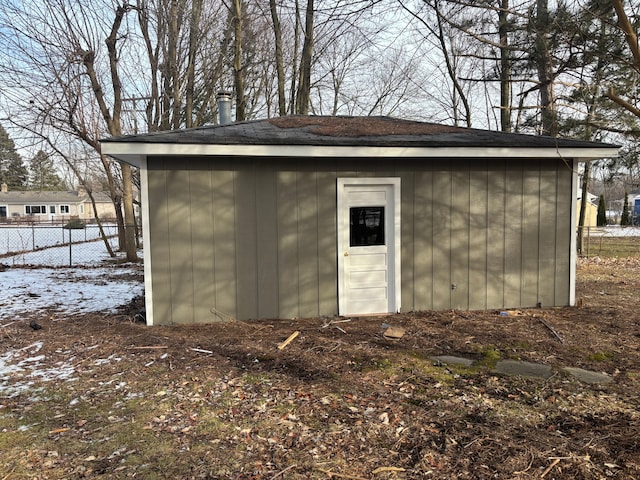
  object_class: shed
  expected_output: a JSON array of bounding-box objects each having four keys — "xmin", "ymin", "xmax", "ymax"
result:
[{"xmin": 101, "ymin": 116, "xmax": 618, "ymax": 325}]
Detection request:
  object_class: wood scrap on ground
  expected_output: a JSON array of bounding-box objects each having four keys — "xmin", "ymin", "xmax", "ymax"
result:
[{"xmin": 277, "ymin": 330, "xmax": 300, "ymax": 350}]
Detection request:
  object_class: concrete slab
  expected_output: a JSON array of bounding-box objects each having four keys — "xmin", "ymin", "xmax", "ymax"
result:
[
  {"xmin": 493, "ymin": 360, "xmax": 554, "ymax": 379},
  {"xmin": 562, "ymin": 367, "xmax": 613, "ymax": 384},
  {"xmin": 430, "ymin": 355, "xmax": 475, "ymax": 367}
]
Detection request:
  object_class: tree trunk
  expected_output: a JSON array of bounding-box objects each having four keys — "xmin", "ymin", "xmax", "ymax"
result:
[
  {"xmin": 169, "ymin": 0, "xmax": 181, "ymax": 130},
  {"xmin": 185, "ymin": 0, "xmax": 203, "ymax": 128},
  {"xmin": 296, "ymin": 0, "xmax": 314, "ymax": 115},
  {"xmin": 121, "ymin": 162, "xmax": 138, "ymax": 261},
  {"xmin": 270, "ymin": 0, "xmax": 286, "ymax": 116},
  {"xmin": 104, "ymin": 4, "xmax": 138, "ymax": 261},
  {"xmin": 534, "ymin": 0, "xmax": 557, "ymax": 136},
  {"xmin": 289, "ymin": 0, "xmax": 301, "ymax": 115},
  {"xmin": 86, "ymin": 189, "xmax": 116, "ymax": 258},
  {"xmin": 499, "ymin": 0, "xmax": 511, "ymax": 132},
  {"xmin": 232, "ymin": 0, "xmax": 246, "ymax": 121},
  {"xmin": 137, "ymin": 1, "xmax": 161, "ymax": 132},
  {"xmin": 434, "ymin": 0, "xmax": 471, "ymax": 127},
  {"xmin": 577, "ymin": 160, "xmax": 590, "ymax": 255}
]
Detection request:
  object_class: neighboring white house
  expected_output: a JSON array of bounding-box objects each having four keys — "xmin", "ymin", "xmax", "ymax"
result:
[{"xmin": 0, "ymin": 183, "xmax": 117, "ymax": 223}]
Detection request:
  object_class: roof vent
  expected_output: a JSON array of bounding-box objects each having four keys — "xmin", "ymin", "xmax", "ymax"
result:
[{"xmin": 217, "ymin": 91, "xmax": 232, "ymax": 125}]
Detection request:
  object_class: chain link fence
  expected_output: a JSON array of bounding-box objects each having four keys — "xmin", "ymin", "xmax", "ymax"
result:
[
  {"xmin": 578, "ymin": 226, "xmax": 640, "ymax": 258},
  {"xmin": 0, "ymin": 223, "xmax": 135, "ymax": 266}
]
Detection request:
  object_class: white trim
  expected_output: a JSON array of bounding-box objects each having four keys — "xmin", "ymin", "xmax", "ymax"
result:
[
  {"xmin": 138, "ymin": 157, "xmax": 155, "ymax": 326},
  {"xmin": 337, "ymin": 177, "xmax": 401, "ymax": 316},
  {"xmin": 569, "ymin": 160, "xmax": 578, "ymax": 306},
  {"xmin": 101, "ymin": 142, "xmax": 619, "ymax": 165}
]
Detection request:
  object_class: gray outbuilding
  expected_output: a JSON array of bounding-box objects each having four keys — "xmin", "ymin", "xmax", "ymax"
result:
[{"xmin": 101, "ymin": 116, "xmax": 618, "ymax": 325}]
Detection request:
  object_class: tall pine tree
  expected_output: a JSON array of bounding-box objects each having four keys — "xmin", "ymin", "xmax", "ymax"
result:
[
  {"xmin": 29, "ymin": 150, "xmax": 66, "ymax": 191},
  {"xmin": 0, "ymin": 124, "xmax": 28, "ymax": 190},
  {"xmin": 597, "ymin": 194, "xmax": 607, "ymax": 226},
  {"xmin": 621, "ymin": 191, "xmax": 631, "ymax": 226}
]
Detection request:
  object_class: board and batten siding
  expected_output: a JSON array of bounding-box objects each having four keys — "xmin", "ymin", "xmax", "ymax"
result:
[{"xmin": 146, "ymin": 156, "xmax": 572, "ymax": 324}]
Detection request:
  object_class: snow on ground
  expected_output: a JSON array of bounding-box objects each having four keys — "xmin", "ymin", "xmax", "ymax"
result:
[
  {"xmin": 0, "ymin": 266, "xmax": 143, "ymax": 319},
  {"xmin": 1, "ymin": 242, "xmax": 143, "ymax": 397},
  {"xmin": 599, "ymin": 226, "xmax": 640, "ymax": 237},
  {"xmin": 1, "ymin": 241, "xmax": 144, "ymax": 320},
  {"xmin": 0, "ymin": 341, "xmax": 78, "ymax": 399}
]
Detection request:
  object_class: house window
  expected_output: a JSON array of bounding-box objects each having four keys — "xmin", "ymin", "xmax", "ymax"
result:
[
  {"xmin": 50, "ymin": 205, "xmax": 56, "ymax": 214},
  {"xmin": 350, "ymin": 206, "xmax": 385, "ymax": 247},
  {"xmin": 79, "ymin": 205, "xmax": 85, "ymax": 214},
  {"xmin": 60, "ymin": 205, "xmax": 70, "ymax": 214},
  {"xmin": 25, "ymin": 205, "xmax": 46, "ymax": 215}
]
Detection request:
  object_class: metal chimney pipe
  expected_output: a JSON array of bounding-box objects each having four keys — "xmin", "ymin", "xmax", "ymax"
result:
[{"xmin": 217, "ymin": 91, "xmax": 232, "ymax": 125}]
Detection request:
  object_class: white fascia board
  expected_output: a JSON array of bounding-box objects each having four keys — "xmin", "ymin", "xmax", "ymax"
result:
[
  {"xmin": 101, "ymin": 142, "xmax": 619, "ymax": 163},
  {"xmin": 569, "ymin": 159, "xmax": 578, "ymax": 306},
  {"xmin": 138, "ymin": 157, "xmax": 154, "ymax": 326}
]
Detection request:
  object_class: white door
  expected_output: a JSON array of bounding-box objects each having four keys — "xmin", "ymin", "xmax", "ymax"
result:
[{"xmin": 337, "ymin": 178, "xmax": 400, "ymax": 316}]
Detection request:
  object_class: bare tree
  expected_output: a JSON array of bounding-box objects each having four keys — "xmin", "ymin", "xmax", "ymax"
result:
[{"xmin": 0, "ymin": 0, "xmax": 139, "ymax": 260}]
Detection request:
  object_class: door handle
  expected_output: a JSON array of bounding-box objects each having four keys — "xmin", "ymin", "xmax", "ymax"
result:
[{"xmin": 344, "ymin": 252, "xmax": 349, "ymax": 256}]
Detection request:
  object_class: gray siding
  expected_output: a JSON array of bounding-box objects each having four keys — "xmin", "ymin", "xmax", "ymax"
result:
[{"xmin": 147, "ymin": 156, "xmax": 572, "ymax": 324}]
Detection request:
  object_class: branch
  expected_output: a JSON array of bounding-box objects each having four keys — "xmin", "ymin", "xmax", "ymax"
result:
[
  {"xmin": 606, "ymin": 87, "xmax": 640, "ymax": 118},
  {"xmin": 612, "ymin": 0, "xmax": 640, "ymax": 71}
]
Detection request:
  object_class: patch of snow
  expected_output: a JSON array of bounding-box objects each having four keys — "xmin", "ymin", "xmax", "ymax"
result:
[
  {"xmin": 0, "ymin": 346, "xmax": 78, "ymax": 398},
  {"xmin": 94, "ymin": 355, "xmax": 123, "ymax": 366},
  {"xmin": 0, "ymin": 265, "xmax": 143, "ymax": 320},
  {"xmin": 598, "ymin": 226, "xmax": 640, "ymax": 237}
]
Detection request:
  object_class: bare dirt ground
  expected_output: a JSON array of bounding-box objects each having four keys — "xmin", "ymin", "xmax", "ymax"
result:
[{"xmin": 1, "ymin": 257, "xmax": 639, "ymax": 479}]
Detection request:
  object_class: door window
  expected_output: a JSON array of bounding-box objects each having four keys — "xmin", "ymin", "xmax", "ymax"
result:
[{"xmin": 350, "ymin": 206, "xmax": 385, "ymax": 247}]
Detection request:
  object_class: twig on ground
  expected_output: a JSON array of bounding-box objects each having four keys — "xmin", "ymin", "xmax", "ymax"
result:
[
  {"xmin": 372, "ymin": 466, "xmax": 405, "ymax": 474},
  {"xmin": 321, "ymin": 318, "xmax": 352, "ymax": 329},
  {"xmin": 270, "ymin": 464, "xmax": 297, "ymax": 479},
  {"xmin": 2, "ymin": 467, "xmax": 16, "ymax": 480},
  {"xmin": 190, "ymin": 347, "xmax": 213, "ymax": 354},
  {"xmin": 209, "ymin": 307, "xmax": 235, "ymax": 322},
  {"xmin": 128, "ymin": 345, "xmax": 168, "ymax": 350},
  {"xmin": 539, "ymin": 318, "xmax": 564, "ymax": 343},
  {"xmin": 315, "ymin": 468, "xmax": 369, "ymax": 480},
  {"xmin": 540, "ymin": 458, "xmax": 561, "ymax": 478}
]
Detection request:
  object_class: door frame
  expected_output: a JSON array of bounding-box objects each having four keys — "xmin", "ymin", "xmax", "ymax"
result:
[{"xmin": 337, "ymin": 177, "xmax": 401, "ymax": 316}]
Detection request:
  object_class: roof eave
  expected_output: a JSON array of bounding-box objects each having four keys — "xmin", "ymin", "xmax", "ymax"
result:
[{"xmin": 101, "ymin": 142, "xmax": 619, "ymax": 166}]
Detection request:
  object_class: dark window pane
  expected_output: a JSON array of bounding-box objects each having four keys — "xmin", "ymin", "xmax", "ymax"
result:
[{"xmin": 350, "ymin": 206, "xmax": 385, "ymax": 246}]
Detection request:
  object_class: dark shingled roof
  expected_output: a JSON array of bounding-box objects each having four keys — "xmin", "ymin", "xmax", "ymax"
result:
[
  {"xmin": 0, "ymin": 190, "xmax": 111, "ymax": 204},
  {"xmin": 101, "ymin": 116, "xmax": 616, "ymax": 149}
]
